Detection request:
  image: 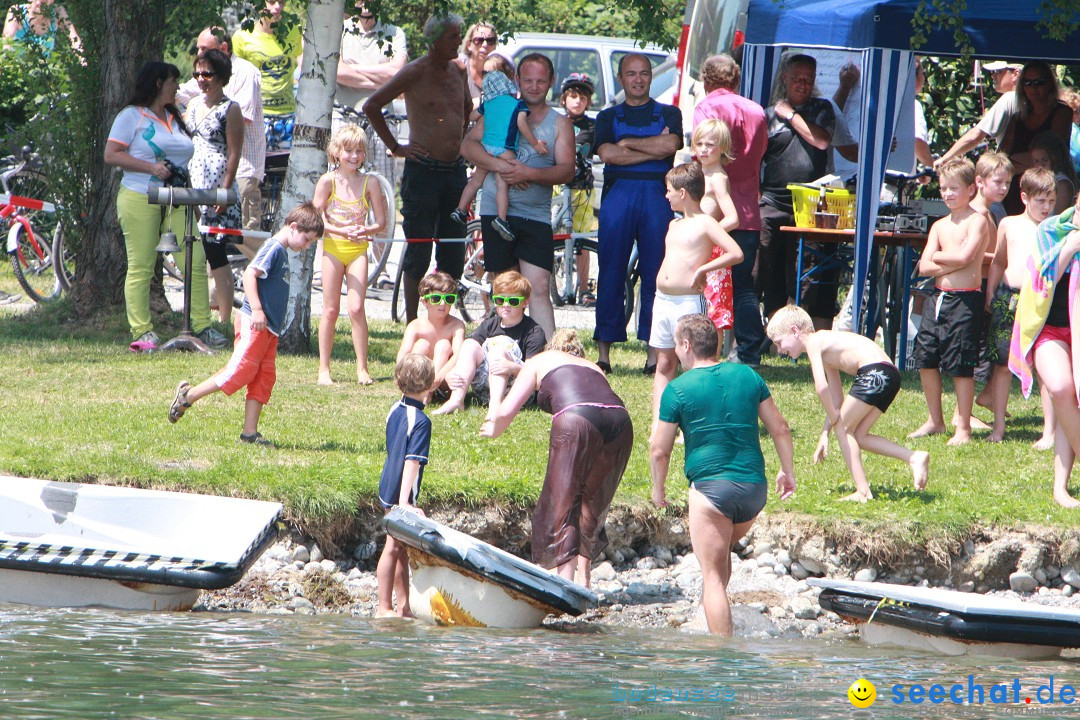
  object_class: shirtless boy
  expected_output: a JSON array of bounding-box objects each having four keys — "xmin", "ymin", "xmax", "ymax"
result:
[
  {"xmin": 650, "ymin": 162, "xmax": 743, "ymax": 439},
  {"xmin": 768, "ymin": 305, "xmax": 929, "ymax": 501},
  {"xmin": 970, "ymin": 151, "xmax": 1014, "ymax": 424},
  {"xmin": 396, "ymin": 271, "xmax": 467, "ymax": 398},
  {"xmin": 910, "ymin": 157, "xmax": 991, "ymax": 446},
  {"xmin": 985, "ymin": 167, "xmax": 1058, "ymax": 444}
]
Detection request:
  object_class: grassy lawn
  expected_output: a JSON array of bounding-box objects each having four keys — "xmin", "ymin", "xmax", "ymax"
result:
[{"xmin": 0, "ymin": 296, "xmax": 1074, "ymax": 551}]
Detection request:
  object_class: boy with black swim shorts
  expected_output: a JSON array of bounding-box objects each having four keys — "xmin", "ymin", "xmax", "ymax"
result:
[
  {"xmin": 768, "ymin": 305, "xmax": 929, "ymax": 502},
  {"xmin": 909, "ymin": 157, "xmax": 991, "ymax": 446},
  {"xmin": 984, "ymin": 167, "xmax": 1058, "ymax": 445}
]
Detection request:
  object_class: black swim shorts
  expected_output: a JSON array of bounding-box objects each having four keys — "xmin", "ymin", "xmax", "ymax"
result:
[
  {"xmin": 691, "ymin": 479, "xmax": 767, "ymax": 524},
  {"xmin": 848, "ymin": 361, "xmax": 902, "ymax": 413},
  {"xmin": 911, "ymin": 288, "xmax": 985, "ymax": 377}
]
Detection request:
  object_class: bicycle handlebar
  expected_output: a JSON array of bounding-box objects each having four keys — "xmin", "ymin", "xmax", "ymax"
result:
[{"xmin": 884, "ymin": 167, "xmax": 936, "ymax": 183}]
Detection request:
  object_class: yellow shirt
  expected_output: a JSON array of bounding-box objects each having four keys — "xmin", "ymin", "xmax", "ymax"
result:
[{"xmin": 232, "ymin": 24, "xmax": 302, "ymax": 116}]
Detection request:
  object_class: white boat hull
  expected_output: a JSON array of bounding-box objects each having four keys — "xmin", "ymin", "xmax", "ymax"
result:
[
  {"xmin": 0, "ymin": 567, "xmax": 200, "ymax": 611},
  {"xmin": 859, "ymin": 622, "xmax": 1062, "ymax": 659},
  {"xmin": 409, "ymin": 552, "xmax": 551, "ymax": 628}
]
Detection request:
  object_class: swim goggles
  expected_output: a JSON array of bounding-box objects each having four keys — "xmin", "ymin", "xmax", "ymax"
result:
[
  {"xmin": 422, "ymin": 293, "xmax": 457, "ymax": 305},
  {"xmin": 492, "ymin": 295, "xmax": 525, "ymax": 307}
]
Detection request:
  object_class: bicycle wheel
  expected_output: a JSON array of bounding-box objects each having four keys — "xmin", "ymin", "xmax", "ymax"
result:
[
  {"xmin": 366, "ymin": 171, "xmax": 395, "ymax": 287},
  {"xmin": 8, "ymin": 222, "xmax": 59, "ymax": 302},
  {"xmin": 260, "ymin": 160, "xmax": 287, "ymax": 233},
  {"xmin": 624, "ymin": 251, "xmax": 640, "ymax": 330},
  {"xmin": 52, "ymin": 220, "xmax": 73, "ymax": 292},
  {"xmin": 456, "ymin": 221, "xmax": 489, "ymax": 324}
]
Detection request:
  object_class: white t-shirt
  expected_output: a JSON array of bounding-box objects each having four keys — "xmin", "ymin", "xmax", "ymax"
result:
[
  {"xmin": 336, "ymin": 20, "xmax": 407, "ymax": 110},
  {"xmin": 915, "ymin": 99, "xmax": 928, "ymax": 143},
  {"xmin": 976, "ymin": 92, "xmax": 1018, "ymax": 145},
  {"xmin": 107, "ymin": 106, "xmax": 194, "ymax": 194}
]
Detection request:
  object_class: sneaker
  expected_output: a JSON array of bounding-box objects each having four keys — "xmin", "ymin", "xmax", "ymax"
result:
[
  {"xmin": 168, "ymin": 381, "xmax": 191, "ymax": 424},
  {"xmin": 239, "ymin": 431, "xmax": 275, "ymax": 448},
  {"xmin": 492, "ymin": 217, "xmax": 516, "ymax": 241},
  {"xmin": 137, "ymin": 330, "xmax": 161, "ymax": 346},
  {"xmin": 450, "ymin": 207, "xmax": 469, "ymax": 226},
  {"xmin": 197, "ymin": 327, "xmax": 228, "ymax": 349}
]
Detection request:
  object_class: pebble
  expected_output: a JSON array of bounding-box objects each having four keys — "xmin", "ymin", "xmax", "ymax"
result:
[
  {"xmin": 958, "ymin": 581, "xmax": 975, "ymax": 593},
  {"xmin": 635, "ymin": 556, "xmax": 659, "ymax": 571},
  {"xmin": 854, "ymin": 568, "xmax": 877, "ymax": 583},
  {"xmin": 751, "ymin": 542, "xmax": 774, "ymax": 559},
  {"xmin": 1035, "ymin": 568, "xmax": 1048, "ymax": 586},
  {"xmin": 775, "ymin": 549, "xmax": 792, "ymax": 569},
  {"xmin": 292, "ymin": 546, "xmax": 310, "ymax": 564},
  {"xmin": 1009, "ymin": 571, "xmax": 1038, "ymax": 594},
  {"xmin": 1061, "ymin": 567, "xmax": 1080, "ymax": 589},
  {"xmin": 1046, "ymin": 565, "xmax": 1061, "ymax": 580},
  {"xmin": 1065, "ymin": 585, "xmax": 1076, "ymax": 598},
  {"xmin": 591, "ymin": 561, "xmax": 617, "ymax": 583},
  {"xmin": 790, "ymin": 562, "xmax": 809, "ymax": 580},
  {"xmin": 311, "ymin": 546, "xmax": 324, "ymax": 563},
  {"xmin": 319, "ymin": 559, "xmax": 338, "ymax": 572},
  {"xmin": 798, "ymin": 556, "xmax": 824, "ymax": 575},
  {"xmin": 790, "ymin": 597, "xmax": 819, "ymax": 620}
]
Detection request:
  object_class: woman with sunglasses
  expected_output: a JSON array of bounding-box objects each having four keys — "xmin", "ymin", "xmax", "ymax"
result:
[
  {"xmin": 999, "ymin": 61, "xmax": 1072, "ymax": 214},
  {"xmin": 458, "ymin": 22, "xmax": 497, "ymax": 118},
  {"xmin": 481, "ymin": 329, "xmax": 633, "ymax": 589},
  {"xmin": 187, "ymin": 49, "xmax": 244, "ymax": 331}
]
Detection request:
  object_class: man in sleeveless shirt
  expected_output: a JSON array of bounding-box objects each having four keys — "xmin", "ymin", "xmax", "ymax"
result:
[
  {"xmin": 593, "ymin": 54, "xmax": 683, "ymax": 374},
  {"xmin": 461, "ymin": 53, "xmax": 575, "ymax": 338}
]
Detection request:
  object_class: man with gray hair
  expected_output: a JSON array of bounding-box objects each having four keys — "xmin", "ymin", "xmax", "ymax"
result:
[
  {"xmin": 177, "ymin": 26, "xmax": 265, "ymax": 242},
  {"xmin": 693, "ymin": 53, "xmax": 768, "ymax": 367},
  {"xmin": 365, "ymin": 13, "xmax": 471, "ymax": 322}
]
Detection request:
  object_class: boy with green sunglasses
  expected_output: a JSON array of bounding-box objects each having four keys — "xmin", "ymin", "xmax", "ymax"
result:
[
  {"xmin": 397, "ymin": 271, "xmax": 467, "ymax": 399},
  {"xmin": 433, "ymin": 270, "xmax": 547, "ymax": 419}
]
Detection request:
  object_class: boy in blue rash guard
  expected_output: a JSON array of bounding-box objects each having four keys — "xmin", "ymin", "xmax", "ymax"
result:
[{"xmin": 377, "ymin": 352, "xmax": 435, "ymax": 618}]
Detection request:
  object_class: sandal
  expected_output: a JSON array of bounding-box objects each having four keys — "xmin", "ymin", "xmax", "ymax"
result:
[
  {"xmin": 168, "ymin": 381, "xmax": 191, "ymax": 424},
  {"xmin": 577, "ymin": 291, "xmax": 596, "ymax": 307},
  {"xmin": 239, "ymin": 431, "xmax": 276, "ymax": 448},
  {"xmin": 596, "ymin": 360, "xmax": 612, "ymax": 374}
]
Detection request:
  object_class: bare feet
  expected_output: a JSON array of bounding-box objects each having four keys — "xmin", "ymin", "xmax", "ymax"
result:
[
  {"xmin": 987, "ymin": 428, "xmax": 1005, "ymax": 443},
  {"xmin": 1054, "ymin": 491, "xmax": 1080, "ymax": 509},
  {"xmin": 955, "ymin": 413, "xmax": 992, "ymax": 431},
  {"xmin": 840, "ymin": 491, "xmax": 872, "ymax": 503},
  {"xmin": 317, "ymin": 371, "xmax": 334, "ymax": 386},
  {"xmin": 975, "ymin": 395, "xmax": 1009, "ymax": 417},
  {"xmin": 1033, "ymin": 435, "xmax": 1055, "ymax": 451},
  {"xmin": 432, "ymin": 397, "xmax": 465, "ymax": 416},
  {"xmin": 946, "ymin": 428, "xmax": 971, "ymax": 446},
  {"xmin": 910, "ymin": 451, "xmax": 929, "ymax": 490},
  {"xmin": 357, "ymin": 369, "xmax": 374, "ymax": 385},
  {"xmin": 373, "ymin": 609, "xmax": 398, "ymax": 618},
  {"xmin": 908, "ymin": 420, "xmax": 946, "ymax": 439}
]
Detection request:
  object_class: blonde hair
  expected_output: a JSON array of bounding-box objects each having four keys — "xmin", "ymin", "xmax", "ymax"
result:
[
  {"xmin": 492, "ymin": 270, "xmax": 531, "ymax": 299},
  {"xmin": 326, "ymin": 124, "xmax": 367, "ymax": 166},
  {"xmin": 546, "ymin": 329, "xmax": 584, "ymax": 357},
  {"xmin": 461, "ymin": 21, "xmax": 494, "ymax": 55},
  {"xmin": 938, "ymin": 157, "xmax": 976, "ymax": 187},
  {"xmin": 974, "ymin": 150, "xmax": 1013, "ymax": 180},
  {"xmin": 692, "ymin": 119, "xmax": 736, "ymax": 165},
  {"xmin": 395, "ymin": 353, "xmax": 435, "ymax": 395},
  {"xmin": 765, "ymin": 305, "xmax": 814, "ymax": 340},
  {"xmin": 483, "ymin": 53, "xmax": 516, "ymax": 80}
]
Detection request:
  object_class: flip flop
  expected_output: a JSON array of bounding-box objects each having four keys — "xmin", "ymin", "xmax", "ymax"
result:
[{"xmin": 130, "ymin": 340, "xmax": 158, "ymax": 353}]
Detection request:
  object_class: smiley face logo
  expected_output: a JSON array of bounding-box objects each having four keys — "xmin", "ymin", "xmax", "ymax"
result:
[{"xmin": 848, "ymin": 678, "xmax": 876, "ymax": 708}]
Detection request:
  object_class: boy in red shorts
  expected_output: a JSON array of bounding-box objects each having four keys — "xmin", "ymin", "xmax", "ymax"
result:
[{"xmin": 168, "ymin": 203, "xmax": 323, "ymax": 446}]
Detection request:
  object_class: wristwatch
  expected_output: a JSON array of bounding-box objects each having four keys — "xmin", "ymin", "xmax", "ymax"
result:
[{"xmin": 784, "ymin": 110, "xmax": 796, "ymax": 123}]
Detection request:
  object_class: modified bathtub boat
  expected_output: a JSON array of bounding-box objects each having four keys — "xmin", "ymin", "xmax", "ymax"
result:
[
  {"xmin": 383, "ymin": 507, "xmax": 596, "ymax": 628},
  {"xmin": 811, "ymin": 578, "xmax": 1080, "ymax": 659},
  {"xmin": 0, "ymin": 476, "xmax": 282, "ymax": 611}
]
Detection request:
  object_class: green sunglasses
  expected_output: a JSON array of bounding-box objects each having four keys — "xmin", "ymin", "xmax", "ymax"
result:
[
  {"xmin": 422, "ymin": 293, "xmax": 457, "ymax": 305},
  {"xmin": 492, "ymin": 295, "xmax": 525, "ymax": 307}
]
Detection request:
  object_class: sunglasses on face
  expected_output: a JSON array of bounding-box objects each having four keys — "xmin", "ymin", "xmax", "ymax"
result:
[
  {"xmin": 357, "ymin": 13, "xmax": 375, "ymax": 19},
  {"xmin": 422, "ymin": 293, "xmax": 457, "ymax": 305},
  {"xmin": 492, "ymin": 295, "xmax": 525, "ymax": 307},
  {"xmin": 193, "ymin": 71, "xmax": 216, "ymax": 79},
  {"xmin": 471, "ymin": 36, "xmax": 497, "ymax": 46},
  {"xmin": 1023, "ymin": 78, "xmax": 1050, "ymax": 87}
]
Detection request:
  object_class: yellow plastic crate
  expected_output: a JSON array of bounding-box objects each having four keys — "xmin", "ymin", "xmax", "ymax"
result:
[{"xmin": 788, "ymin": 183, "xmax": 856, "ymax": 229}]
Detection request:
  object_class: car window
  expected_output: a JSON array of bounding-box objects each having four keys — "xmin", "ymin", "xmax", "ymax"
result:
[
  {"xmin": 609, "ymin": 52, "xmax": 669, "ymax": 96},
  {"xmin": 511, "ymin": 47, "xmax": 604, "ymax": 107}
]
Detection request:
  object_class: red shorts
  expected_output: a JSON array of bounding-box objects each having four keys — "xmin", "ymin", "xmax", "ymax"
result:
[
  {"xmin": 214, "ymin": 313, "xmax": 278, "ymax": 405},
  {"xmin": 1033, "ymin": 324, "xmax": 1072, "ymax": 356}
]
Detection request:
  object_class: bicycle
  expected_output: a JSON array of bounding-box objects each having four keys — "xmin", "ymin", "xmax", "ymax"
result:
[{"xmin": 1, "ymin": 191, "xmax": 59, "ymax": 303}]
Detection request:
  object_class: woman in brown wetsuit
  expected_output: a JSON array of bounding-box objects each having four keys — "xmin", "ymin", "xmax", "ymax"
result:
[{"xmin": 480, "ymin": 329, "xmax": 633, "ymax": 587}]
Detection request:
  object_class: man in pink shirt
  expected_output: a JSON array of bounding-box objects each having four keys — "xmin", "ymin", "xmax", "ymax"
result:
[{"xmin": 693, "ymin": 53, "xmax": 768, "ymax": 366}]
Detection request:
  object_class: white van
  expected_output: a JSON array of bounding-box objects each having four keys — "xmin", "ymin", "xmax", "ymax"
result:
[
  {"xmin": 672, "ymin": 0, "xmax": 748, "ymax": 149},
  {"xmin": 496, "ymin": 33, "xmax": 675, "ymax": 114}
]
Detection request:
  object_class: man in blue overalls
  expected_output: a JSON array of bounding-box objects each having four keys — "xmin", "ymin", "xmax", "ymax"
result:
[{"xmin": 594, "ymin": 54, "xmax": 683, "ymax": 374}]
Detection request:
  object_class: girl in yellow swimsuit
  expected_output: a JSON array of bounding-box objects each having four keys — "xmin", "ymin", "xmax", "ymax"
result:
[{"xmin": 312, "ymin": 124, "xmax": 387, "ymax": 385}]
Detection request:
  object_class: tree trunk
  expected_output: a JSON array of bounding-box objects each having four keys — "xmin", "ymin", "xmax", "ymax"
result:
[
  {"xmin": 72, "ymin": 0, "xmax": 166, "ymax": 316},
  {"xmin": 276, "ymin": 0, "xmax": 346, "ymax": 354}
]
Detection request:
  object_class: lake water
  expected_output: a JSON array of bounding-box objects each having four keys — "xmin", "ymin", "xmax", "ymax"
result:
[{"xmin": 2, "ymin": 606, "xmax": 1077, "ymax": 719}]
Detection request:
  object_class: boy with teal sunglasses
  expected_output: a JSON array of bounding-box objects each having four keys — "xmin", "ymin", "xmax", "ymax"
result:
[{"xmin": 397, "ymin": 271, "xmax": 467, "ymax": 400}]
